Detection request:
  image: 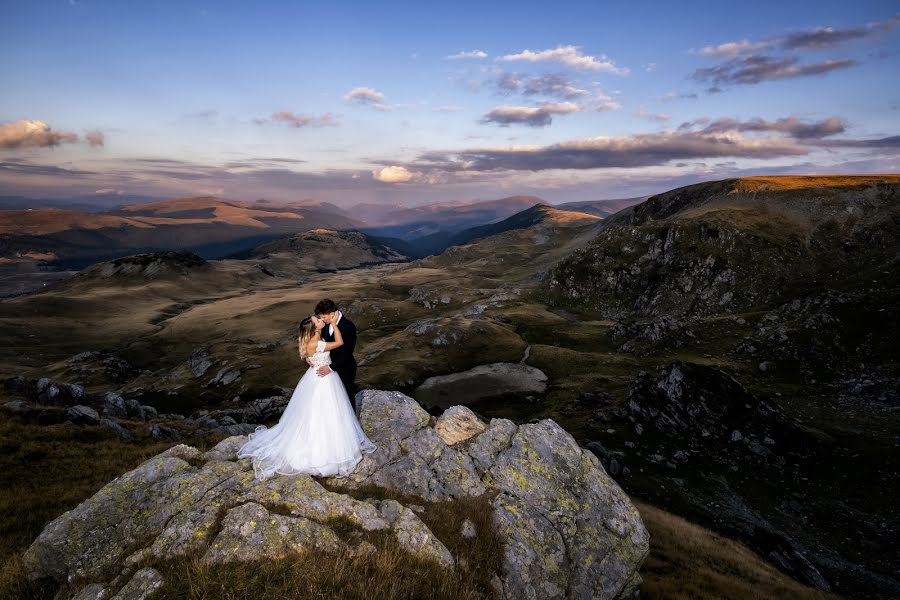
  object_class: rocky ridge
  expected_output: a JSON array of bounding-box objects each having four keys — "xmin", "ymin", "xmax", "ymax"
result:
[
  {"xmin": 548, "ymin": 176, "xmax": 899, "ymax": 319},
  {"xmin": 23, "ymin": 390, "xmax": 649, "ymax": 600}
]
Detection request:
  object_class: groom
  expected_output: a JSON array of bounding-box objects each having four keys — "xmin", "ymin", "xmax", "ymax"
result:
[{"xmin": 314, "ymin": 298, "xmax": 358, "ymax": 407}]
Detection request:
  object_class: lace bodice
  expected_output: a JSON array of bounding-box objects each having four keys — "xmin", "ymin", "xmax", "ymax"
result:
[{"xmin": 309, "ymin": 339, "xmax": 332, "ymax": 368}]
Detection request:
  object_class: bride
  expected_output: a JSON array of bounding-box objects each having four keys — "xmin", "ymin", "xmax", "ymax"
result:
[{"xmin": 237, "ymin": 314, "xmax": 376, "ymax": 480}]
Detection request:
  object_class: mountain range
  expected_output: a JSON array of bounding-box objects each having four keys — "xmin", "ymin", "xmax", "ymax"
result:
[{"xmin": 0, "ymin": 193, "xmax": 645, "ymax": 295}]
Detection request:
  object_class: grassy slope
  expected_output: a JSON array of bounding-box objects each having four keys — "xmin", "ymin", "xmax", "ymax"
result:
[{"xmin": 0, "ymin": 189, "xmax": 866, "ymax": 598}]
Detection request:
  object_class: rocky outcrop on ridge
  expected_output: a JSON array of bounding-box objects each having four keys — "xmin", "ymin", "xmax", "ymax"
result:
[
  {"xmin": 82, "ymin": 251, "xmax": 209, "ymax": 279},
  {"xmin": 548, "ymin": 176, "xmax": 899, "ymax": 319},
  {"xmin": 23, "ymin": 390, "xmax": 649, "ymax": 600}
]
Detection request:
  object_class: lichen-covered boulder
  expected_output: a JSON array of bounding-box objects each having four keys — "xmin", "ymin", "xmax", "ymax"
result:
[
  {"xmin": 109, "ymin": 567, "xmax": 163, "ymax": 600},
  {"xmin": 201, "ymin": 502, "xmax": 344, "ymax": 564},
  {"xmin": 379, "ymin": 499, "xmax": 454, "ymax": 569},
  {"xmin": 23, "ymin": 390, "xmax": 648, "ymax": 600},
  {"xmin": 328, "ymin": 391, "xmax": 649, "ymax": 600}
]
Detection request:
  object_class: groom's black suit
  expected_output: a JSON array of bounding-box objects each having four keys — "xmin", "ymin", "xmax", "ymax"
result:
[{"xmin": 321, "ymin": 313, "xmax": 357, "ymax": 407}]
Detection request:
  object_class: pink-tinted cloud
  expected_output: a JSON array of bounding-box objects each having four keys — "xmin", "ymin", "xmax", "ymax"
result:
[
  {"xmin": 85, "ymin": 130, "xmax": 105, "ymax": 147},
  {"xmin": 481, "ymin": 102, "xmax": 582, "ymax": 127},
  {"xmin": 0, "ymin": 119, "xmax": 79, "ymax": 148},
  {"xmin": 256, "ymin": 111, "xmax": 339, "ymax": 128}
]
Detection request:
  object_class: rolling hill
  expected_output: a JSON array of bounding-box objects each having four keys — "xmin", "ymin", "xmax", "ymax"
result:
[
  {"xmin": 234, "ymin": 229, "xmax": 413, "ymax": 276},
  {"xmin": 0, "ymin": 195, "xmax": 573, "ymax": 295},
  {"xmin": 555, "ymin": 196, "xmax": 648, "ymax": 217},
  {"xmin": 357, "ymin": 195, "xmax": 543, "ymax": 240}
]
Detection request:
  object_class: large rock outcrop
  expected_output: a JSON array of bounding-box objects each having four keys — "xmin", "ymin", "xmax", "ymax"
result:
[
  {"xmin": 548, "ymin": 176, "xmax": 900, "ymax": 319},
  {"xmin": 23, "ymin": 390, "xmax": 649, "ymax": 600}
]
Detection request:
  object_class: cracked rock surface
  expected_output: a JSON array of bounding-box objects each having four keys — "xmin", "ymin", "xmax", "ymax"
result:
[{"xmin": 23, "ymin": 390, "xmax": 648, "ymax": 600}]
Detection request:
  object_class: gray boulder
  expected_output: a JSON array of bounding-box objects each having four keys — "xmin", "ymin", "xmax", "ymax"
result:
[
  {"xmin": 4, "ymin": 375, "xmax": 27, "ymax": 394},
  {"xmin": 3, "ymin": 399, "xmax": 31, "ymax": 414},
  {"xmin": 110, "ymin": 567, "xmax": 163, "ymax": 600},
  {"xmin": 102, "ymin": 392, "xmax": 128, "ymax": 418},
  {"xmin": 67, "ymin": 405, "xmax": 100, "ymax": 425},
  {"xmin": 99, "ymin": 418, "xmax": 133, "ymax": 441},
  {"xmin": 200, "ymin": 502, "xmax": 345, "ymax": 564},
  {"xmin": 36, "ymin": 378, "xmax": 61, "ymax": 404},
  {"xmin": 149, "ymin": 424, "xmax": 181, "ymax": 441},
  {"xmin": 189, "ymin": 348, "xmax": 213, "ymax": 378},
  {"xmin": 23, "ymin": 391, "xmax": 648, "ymax": 600}
]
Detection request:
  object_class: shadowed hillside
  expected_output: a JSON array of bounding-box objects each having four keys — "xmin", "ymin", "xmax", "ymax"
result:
[
  {"xmin": 1, "ymin": 176, "xmax": 896, "ymax": 598},
  {"xmin": 543, "ymin": 174, "xmax": 900, "ymax": 598}
]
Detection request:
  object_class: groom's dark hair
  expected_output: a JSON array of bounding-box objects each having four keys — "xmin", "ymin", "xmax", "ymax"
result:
[{"xmin": 315, "ymin": 298, "xmax": 338, "ymax": 315}]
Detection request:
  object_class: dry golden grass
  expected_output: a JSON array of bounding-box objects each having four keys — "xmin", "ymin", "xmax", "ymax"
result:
[
  {"xmin": 733, "ymin": 174, "xmax": 900, "ymax": 192},
  {"xmin": 637, "ymin": 501, "xmax": 842, "ymax": 600},
  {"xmin": 538, "ymin": 206, "xmax": 602, "ymax": 224},
  {"xmin": 148, "ymin": 540, "xmax": 492, "ymax": 600},
  {"xmin": 0, "ymin": 208, "xmax": 156, "ymax": 235},
  {"xmin": 0, "ymin": 416, "xmax": 219, "ymax": 562},
  {"xmin": 0, "ymin": 414, "xmax": 222, "ymax": 600}
]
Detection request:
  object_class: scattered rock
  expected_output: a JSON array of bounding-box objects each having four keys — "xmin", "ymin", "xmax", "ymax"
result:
[
  {"xmin": 67, "ymin": 405, "xmax": 100, "ymax": 425},
  {"xmin": 209, "ymin": 367, "xmax": 241, "ymax": 387},
  {"xmin": 189, "ymin": 349, "xmax": 213, "ymax": 378},
  {"xmin": 35, "ymin": 378, "xmax": 60, "ymax": 404},
  {"xmin": 3, "ymin": 399, "xmax": 31, "ymax": 414},
  {"xmin": 4, "ymin": 375, "xmax": 27, "ymax": 394},
  {"xmin": 99, "ymin": 418, "xmax": 133, "ymax": 441},
  {"xmin": 102, "ymin": 393, "xmax": 128, "ymax": 418},
  {"xmin": 149, "ymin": 424, "xmax": 181, "ymax": 441},
  {"xmin": 415, "ymin": 363, "xmax": 547, "ymax": 409},
  {"xmin": 434, "ymin": 406, "xmax": 486, "ymax": 445}
]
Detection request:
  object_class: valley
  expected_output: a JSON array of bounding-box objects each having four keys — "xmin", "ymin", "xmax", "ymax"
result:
[{"xmin": 1, "ymin": 175, "xmax": 898, "ymax": 599}]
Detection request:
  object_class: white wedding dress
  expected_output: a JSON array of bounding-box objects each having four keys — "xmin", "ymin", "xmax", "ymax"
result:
[{"xmin": 237, "ymin": 339, "xmax": 377, "ymax": 480}]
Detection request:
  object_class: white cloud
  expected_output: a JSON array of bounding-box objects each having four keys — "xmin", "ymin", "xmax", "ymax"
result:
[
  {"xmin": 596, "ymin": 101, "xmax": 622, "ymax": 112},
  {"xmin": 373, "ymin": 165, "xmax": 414, "ymax": 183},
  {"xmin": 635, "ymin": 109, "xmax": 671, "ymax": 122},
  {"xmin": 690, "ymin": 39, "xmax": 773, "ymax": 57},
  {"xmin": 343, "ymin": 87, "xmax": 386, "ymax": 104},
  {"xmin": 497, "ymin": 45, "xmax": 629, "ymax": 74},
  {"xmin": 448, "ymin": 49, "xmax": 488, "ymax": 59},
  {"xmin": 0, "ymin": 119, "xmax": 79, "ymax": 148}
]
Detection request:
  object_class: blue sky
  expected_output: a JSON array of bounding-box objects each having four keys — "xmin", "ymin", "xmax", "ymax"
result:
[{"xmin": 1, "ymin": 0, "xmax": 898, "ymax": 206}]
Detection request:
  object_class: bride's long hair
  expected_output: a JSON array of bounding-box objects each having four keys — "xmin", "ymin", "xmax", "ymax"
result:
[{"xmin": 297, "ymin": 316, "xmax": 318, "ymax": 360}]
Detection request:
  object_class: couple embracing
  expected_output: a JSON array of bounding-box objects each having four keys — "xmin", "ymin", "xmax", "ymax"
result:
[{"xmin": 238, "ymin": 299, "xmax": 377, "ymax": 480}]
